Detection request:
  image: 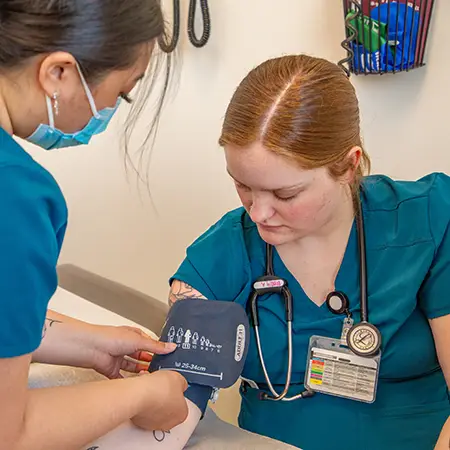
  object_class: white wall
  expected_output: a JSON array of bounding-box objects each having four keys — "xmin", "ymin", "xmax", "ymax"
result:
[{"xmin": 23, "ymin": 0, "xmax": 450, "ymax": 302}]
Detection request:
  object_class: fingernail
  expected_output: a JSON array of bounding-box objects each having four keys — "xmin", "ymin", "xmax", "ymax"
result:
[{"xmin": 165, "ymin": 342, "xmax": 177, "ymax": 351}]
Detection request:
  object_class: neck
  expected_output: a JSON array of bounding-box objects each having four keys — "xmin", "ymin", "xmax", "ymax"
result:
[
  {"xmin": 0, "ymin": 66, "xmax": 45, "ymax": 138},
  {"xmin": 318, "ymin": 187, "xmax": 356, "ymax": 241},
  {"xmin": 284, "ymin": 187, "xmax": 356, "ymax": 252},
  {"xmin": 0, "ymin": 77, "xmax": 13, "ymax": 134}
]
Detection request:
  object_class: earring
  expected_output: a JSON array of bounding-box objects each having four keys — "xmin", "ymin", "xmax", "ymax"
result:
[{"xmin": 52, "ymin": 92, "xmax": 59, "ymax": 116}]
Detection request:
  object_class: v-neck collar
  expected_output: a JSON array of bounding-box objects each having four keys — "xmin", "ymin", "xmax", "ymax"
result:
[{"xmin": 270, "ymin": 219, "xmax": 359, "ymax": 319}]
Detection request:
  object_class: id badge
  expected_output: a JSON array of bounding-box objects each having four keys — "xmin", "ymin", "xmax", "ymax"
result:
[{"xmin": 304, "ymin": 335, "xmax": 380, "ymax": 403}]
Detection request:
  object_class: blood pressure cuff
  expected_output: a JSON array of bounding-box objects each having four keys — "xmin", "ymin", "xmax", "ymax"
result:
[
  {"xmin": 149, "ymin": 299, "xmax": 250, "ymax": 413},
  {"xmin": 184, "ymin": 384, "xmax": 215, "ymax": 418}
]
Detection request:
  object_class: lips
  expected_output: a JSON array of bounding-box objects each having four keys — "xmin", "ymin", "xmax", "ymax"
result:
[{"xmin": 257, "ymin": 223, "xmax": 284, "ymax": 231}]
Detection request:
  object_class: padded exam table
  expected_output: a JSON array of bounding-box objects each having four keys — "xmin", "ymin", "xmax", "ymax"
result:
[{"xmin": 28, "ymin": 266, "xmax": 298, "ymax": 450}]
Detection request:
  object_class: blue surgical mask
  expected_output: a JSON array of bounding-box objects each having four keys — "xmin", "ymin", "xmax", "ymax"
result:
[{"xmin": 26, "ymin": 63, "xmax": 121, "ymax": 150}]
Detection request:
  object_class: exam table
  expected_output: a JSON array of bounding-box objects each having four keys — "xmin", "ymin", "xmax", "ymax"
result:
[{"xmin": 28, "ymin": 264, "xmax": 298, "ymax": 450}]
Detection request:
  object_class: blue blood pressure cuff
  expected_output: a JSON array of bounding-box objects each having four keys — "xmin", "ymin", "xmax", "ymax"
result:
[{"xmin": 149, "ymin": 299, "xmax": 249, "ymax": 416}]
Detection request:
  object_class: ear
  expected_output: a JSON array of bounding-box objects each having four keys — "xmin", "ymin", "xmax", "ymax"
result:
[
  {"xmin": 37, "ymin": 52, "xmax": 81, "ymax": 101},
  {"xmin": 343, "ymin": 146, "xmax": 362, "ymax": 184}
]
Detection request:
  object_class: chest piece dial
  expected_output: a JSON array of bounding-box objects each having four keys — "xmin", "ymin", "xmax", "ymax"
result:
[{"xmin": 346, "ymin": 322, "xmax": 381, "ymax": 357}]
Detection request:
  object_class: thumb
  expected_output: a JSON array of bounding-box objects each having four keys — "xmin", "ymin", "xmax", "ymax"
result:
[
  {"xmin": 180, "ymin": 375, "xmax": 189, "ymax": 391},
  {"xmin": 172, "ymin": 371, "xmax": 189, "ymax": 391}
]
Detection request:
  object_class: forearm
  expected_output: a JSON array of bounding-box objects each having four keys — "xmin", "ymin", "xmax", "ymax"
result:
[
  {"xmin": 84, "ymin": 399, "xmax": 201, "ymax": 450},
  {"xmin": 32, "ymin": 310, "xmax": 94, "ymax": 367},
  {"xmin": 434, "ymin": 416, "xmax": 450, "ymax": 450},
  {"xmin": 17, "ymin": 376, "xmax": 147, "ymax": 450}
]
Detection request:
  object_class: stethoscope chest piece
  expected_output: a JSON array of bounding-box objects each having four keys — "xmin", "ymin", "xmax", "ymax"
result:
[{"xmin": 346, "ymin": 321, "xmax": 381, "ymax": 357}]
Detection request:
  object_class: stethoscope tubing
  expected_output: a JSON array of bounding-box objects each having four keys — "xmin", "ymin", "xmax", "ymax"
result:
[
  {"xmin": 356, "ymin": 199, "xmax": 369, "ymax": 323},
  {"xmin": 254, "ymin": 322, "xmax": 293, "ymax": 401},
  {"xmin": 250, "ymin": 198, "xmax": 369, "ymax": 401}
]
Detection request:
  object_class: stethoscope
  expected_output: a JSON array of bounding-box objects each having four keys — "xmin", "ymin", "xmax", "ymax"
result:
[
  {"xmin": 157, "ymin": 0, "xmax": 211, "ymax": 53},
  {"xmin": 247, "ymin": 198, "xmax": 382, "ymax": 401}
]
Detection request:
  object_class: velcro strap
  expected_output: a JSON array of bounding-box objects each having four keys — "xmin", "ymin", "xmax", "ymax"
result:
[{"xmin": 150, "ymin": 299, "xmax": 249, "ymax": 389}]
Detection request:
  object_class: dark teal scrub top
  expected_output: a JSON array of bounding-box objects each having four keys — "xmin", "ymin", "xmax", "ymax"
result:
[
  {"xmin": 0, "ymin": 127, "xmax": 67, "ymax": 358},
  {"xmin": 172, "ymin": 172, "xmax": 450, "ymax": 450}
]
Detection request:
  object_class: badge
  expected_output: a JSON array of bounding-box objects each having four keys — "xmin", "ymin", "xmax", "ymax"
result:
[{"xmin": 305, "ymin": 336, "xmax": 380, "ymax": 403}]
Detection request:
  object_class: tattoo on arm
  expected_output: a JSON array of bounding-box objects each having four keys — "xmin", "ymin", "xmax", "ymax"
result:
[
  {"xmin": 83, "ymin": 430, "xmax": 172, "ymax": 449},
  {"xmin": 168, "ymin": 281, "xmax": 206, "ymax": 307},
  {"xmin": 153, "ymin": 430, "xmax": 171, "ymax": 442},
  {"xmin": 41, "ymin": 317, "xmax": 63, "ymax": 339}
]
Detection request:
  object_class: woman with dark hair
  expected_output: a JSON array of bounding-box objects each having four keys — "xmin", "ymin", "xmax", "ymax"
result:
[{"xmin": 0, "ymin": 1, "xmax": 195, "ymax": 449}]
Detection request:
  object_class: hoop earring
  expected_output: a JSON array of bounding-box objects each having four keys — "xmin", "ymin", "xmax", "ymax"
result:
[{"xmin": 52, "ymin": 92, "xmax": 59, "ymax": 116}]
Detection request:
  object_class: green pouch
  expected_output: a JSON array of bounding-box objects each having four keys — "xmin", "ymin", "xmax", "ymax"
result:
[{"xmin": 347, "ymin": 13, "xmax": 387, "ymax": 52}]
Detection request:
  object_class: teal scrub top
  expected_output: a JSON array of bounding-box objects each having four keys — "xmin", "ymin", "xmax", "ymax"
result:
[
  {"xmin": 172, "ymin": 172, "xmax": 450, "ymax": 450},
  {"xmin": 0, "ymin": 127, "xmax": 67, "ymax": 358}
]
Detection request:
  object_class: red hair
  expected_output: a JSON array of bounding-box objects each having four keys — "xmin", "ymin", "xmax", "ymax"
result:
[{"xmin": 219, "ymin": 55, "xmax": 370, "ymax": 195}]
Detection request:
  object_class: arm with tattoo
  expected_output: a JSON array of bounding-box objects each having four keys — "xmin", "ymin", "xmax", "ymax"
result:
[
  {"xmin": 41, "ymin": 316, "xmax": 63, "ymax": 339},
  {"xmin": 32, "ymin": 309, "xmax": 96, "ymax": 366},
  {"xmin": 84, "ymin": 398, "xmax": 202, "ymax": 450},
  {"xmin": 169, "ymin": 280, "xmax": 206, "ymax": 308},
  {"xmin": 79, "ymin": 281, "xmax": 207, "ymax": 450}
]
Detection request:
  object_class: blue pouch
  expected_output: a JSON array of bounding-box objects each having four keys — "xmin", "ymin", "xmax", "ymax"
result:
[
  {"xmin": 371, "ymin": 1, "xmax": 420, "ymax": 70},
  {"xmin": 351, "ymin": 42, "xmax": 403, "ymax": 73},
  {"xmin": 351, "ymin": 42, "xmax": 384, "ymax": 72}
]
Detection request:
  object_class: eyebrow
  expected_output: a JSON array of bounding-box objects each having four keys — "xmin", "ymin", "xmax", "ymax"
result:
[{"xmin": 226, "ymin": 169, "xmax": 305, "ymax": 192}]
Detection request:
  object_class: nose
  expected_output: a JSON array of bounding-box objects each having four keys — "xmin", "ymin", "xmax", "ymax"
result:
[{"xmin": 249, "ymin": 196, "xmax": 275, "ymax": 224}]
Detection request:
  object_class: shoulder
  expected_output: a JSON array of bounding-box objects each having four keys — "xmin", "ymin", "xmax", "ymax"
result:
[
  {"xmin": 362, "ymin": 172, "xmax": 450, "ymax": 248},
  {"xmin": 0, "ymin": 131, "xmax": 68, "ymax": 357},
  {"xmin": 0, "ymin": 156, "xmax": 68, "ymax": 268},
  {"xmin": 186, "ymin": 207, "xmax": 253, "ymax": 269},
  {"xmin": 173, "ymin": 207, "xmax": 254, "ymax": 301},
  {"xmin": 0, "ymin": 129, "xmax": 67, "ymax": 228},
  {"xmin": 187, "ymin": 207, "xmax": 251, "ymax": 252},
  {"xmin": 362, "ymin": 172, "xmax": 448, "ymax": 209}
]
